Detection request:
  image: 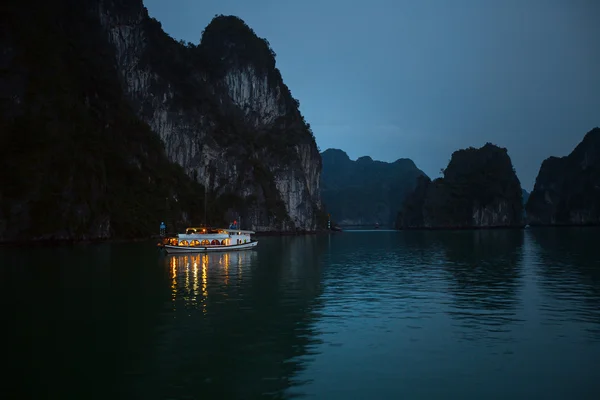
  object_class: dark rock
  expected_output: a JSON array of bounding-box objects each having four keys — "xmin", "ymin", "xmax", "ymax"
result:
[
  {"xmin": 522, "ymin": 189, "xmax": 529, "ymax": 219},
  {"xmin": 0, "ymin": 0, "xmax": 323, "ymax": 242},
  {"xmin": 526, "ymin": 128, "xmax": 600, "ymax": 226},
  {"xmin": 320, "ymin": 149, "xmax": 426, "ymax": 227},
  {"xmin": 395, "ymin": 175, "xmax": 432, "ymax": 229},
  {"xmin": 397, "ymin": 143, "xmax": 524, "ymax": 229}
]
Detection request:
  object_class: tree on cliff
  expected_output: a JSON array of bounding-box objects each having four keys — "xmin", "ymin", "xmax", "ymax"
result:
[
  {"xmin": 136, "ymin": 11, "xmax": 323, "ymax": 232},
  {"xmin": 0, "ymin": 1, "xmax": 326, "ymax": 241},
  {"xmin": 0, "ymin": 0, "xmax": 209, "ymax": 241},
  {"xmin": 397, "ymin": 143, "xmax": 524, "ymax": 229}
]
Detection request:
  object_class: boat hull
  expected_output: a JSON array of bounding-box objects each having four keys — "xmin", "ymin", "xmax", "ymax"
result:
[{"xmin": 162, "ymin": 240, "xmax": 258, "ymax": 254}]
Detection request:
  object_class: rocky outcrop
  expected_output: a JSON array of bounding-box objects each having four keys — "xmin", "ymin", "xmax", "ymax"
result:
[
  {"xmin": 397, "ymin": 143, "xmax": 524, "ymax": 229},
  {"xmin": 526, "ymin": 128, "xmax": 600, "ymax": 226},
  {"xmin": 96, "ymin": 1, "xmax": 322, "ymax": 232},
  {"xmin": 394, "ymin": 175, "xmax": 431, "ymax": 229},
  {"xmin": 320, "ymin": 149, "xmax": 426, "ymax": 226},
  {"xmin": 0, "ymin": 0, "xmax": 323, "ymax": 242},
  {"xmin": 521, "ymin": 189, "xmax": 530, "ymax": 219}
]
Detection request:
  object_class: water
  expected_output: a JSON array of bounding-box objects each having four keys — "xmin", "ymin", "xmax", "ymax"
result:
[{"xmin": 3, "ymin": 228, "xmax": 600, "ymax": 399}]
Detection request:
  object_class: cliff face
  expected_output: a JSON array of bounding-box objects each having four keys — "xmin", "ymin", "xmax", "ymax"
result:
[
  {"xmin": 526, "ymin": 128, "xmax": 600, "ymax": 226},
  {"xmin": 397, "ymin": 143, "xmax": 523, "ymax": 229},
  {"xmin": 0, "ymin": 0, "xmax": 211, "ymax": 241},
  {"xmin": 97, "ymin": 1, "xmax": 322, "ymax": 232},
  {"xmin": 394, "ymin": 175, "xmax": 431, "ymax": 229},
  {"xmin": 522, "ymin": 189, "xmax": 530, "ymax": 219},
  {"xmin": 320, "ymin": 149, "xmax": 426, "ymax": 226},
  {"xmin": 0, "ymin": 0, "xmax": 322, "ymax": 242}
]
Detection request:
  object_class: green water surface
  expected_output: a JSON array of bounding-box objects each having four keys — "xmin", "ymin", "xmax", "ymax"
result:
[{"xmin": 3, "ymin": 228, "xmax": 600, "ymax": 399}]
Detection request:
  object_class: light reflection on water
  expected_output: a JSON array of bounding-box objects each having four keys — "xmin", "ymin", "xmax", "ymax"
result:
[
  {"xmin": 167, "ymin": 251, "xmax": 257, "ymax": 314},
  {"xmin": 2, "ymin": 229, "xmax": 600, "ymax": 399}
]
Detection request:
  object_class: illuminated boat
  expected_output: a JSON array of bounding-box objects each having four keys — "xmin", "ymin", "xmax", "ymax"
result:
[{"xmin": 159, "ymin": 226, "xmax": 258, "ymax": 254}]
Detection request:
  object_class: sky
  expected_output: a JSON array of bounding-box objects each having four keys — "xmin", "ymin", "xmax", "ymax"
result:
[{"xmin": 143, "ymin": 0, "xmax": 599, "ymax": 191}]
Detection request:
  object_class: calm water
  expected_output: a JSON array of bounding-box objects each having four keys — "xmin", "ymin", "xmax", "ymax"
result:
[{"xmin": 3, "ymin": 228, "xmax": 600, "ymax": 399}]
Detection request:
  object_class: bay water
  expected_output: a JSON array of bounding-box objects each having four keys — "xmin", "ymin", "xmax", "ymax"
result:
[{"xmin": 3, "ymin": 228, "xmax": 600, "ymax": 399}]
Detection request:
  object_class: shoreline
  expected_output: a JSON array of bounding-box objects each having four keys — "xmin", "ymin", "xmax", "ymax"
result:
[
  {"xmin": 2, "ymin": 224, "xmax": 598, "ymax": 247},
  {"xmin": 253, "ymin": 229, "xmax": 332, "ymax": 237},
  {"xmin": 395, "ymin": 223, "xmax": 600, "ymax": 231},
  {"xmin": 395, "ymin": 225, "xmax": 526, "ymax": 231},
  {"xmin": 0, "ymin": 229, "xmax": 333, "ymax": 248},
  {"xmin": 0, "ymin": 236, "xmax": 157, "ymax": 248}
]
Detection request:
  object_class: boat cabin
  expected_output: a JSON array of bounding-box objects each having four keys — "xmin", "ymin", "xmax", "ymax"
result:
[{"xmin": 163, "ymin": 226, "xmax": 255, "ymax": 248}]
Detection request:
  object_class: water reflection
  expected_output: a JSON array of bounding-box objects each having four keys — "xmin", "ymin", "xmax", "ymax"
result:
[
  {"xmin": 5, "ymin": 231, "xmax": 600, "ymax": 399},
  {"xmin": 126, "ymin": 242, "xmax": 326, "ymax": 400},
  {"xmin": 529, "ymin": 228, "xmax": 600, "ymax": 341},
  {"xmin": 438, "ymin": 230, "xmax": 524, "ymax": 341},
  {"xmin": 3, "ymin": 243, "xmax": 121, "ymax": 399},
  {"xmin": 167, "ymin": 252, "xmax": 258, "ymax": 313}
]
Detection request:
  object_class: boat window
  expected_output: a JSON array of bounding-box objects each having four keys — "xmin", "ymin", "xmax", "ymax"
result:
[{"xmin": 201, "ymin": 240, "xmax": 210, "ymax": 245}]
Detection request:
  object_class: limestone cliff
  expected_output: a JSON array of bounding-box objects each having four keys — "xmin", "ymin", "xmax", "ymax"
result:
[
  {"xmin": 0, "ymin": 0, "xmax": 322, "ymax": 242},
  {"xmin": 97, "ymin": 1, "xmax": 322, "ymax": 232},
  {"xmin": 394, "ymin": 175, "xmax": 431, "ymax": 229},
  {"xmin": 526, "ymin": 128, "xmax": 600, "ymax": 226},
  {"xmin": 397, "ymin": 143, "xmax": 524, "ymax": 229},
  {"xmin": 521, "ymin": 189, "xmax": 530, "ymax": 219},
  {"xmin": 320, "ymin": 149, "xmax": 426, "ymax": 226}
]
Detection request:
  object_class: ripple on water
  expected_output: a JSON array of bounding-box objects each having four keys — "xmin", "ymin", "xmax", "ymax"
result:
[{"xmin": 5, "ymin": 230, "xmax": 600, "ymax": 399}]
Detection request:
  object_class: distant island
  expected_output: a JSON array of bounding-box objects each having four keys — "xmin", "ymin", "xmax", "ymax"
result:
[
  {"xmin": 320, "ymin": 149, "xmax": 426, "ymax": 227},
  {"xmin": 394, "ymin": 128, "xmax": 599, "ymax": 230},
  {"xmin": 396, "ymin": 143, "xmax": 524, "ymax": 229}
]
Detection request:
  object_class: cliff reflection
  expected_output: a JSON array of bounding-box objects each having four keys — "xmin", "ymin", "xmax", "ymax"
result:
[
  {"xmin": 439, "ymin": 229, "xmax": 524, "ymax": 339},
  {"xmin": 130, "ymin": 242, "xmax": 325, "ymax": 399},
  {"xmin": 529, "ymin": 228, "xmax": 600, "ymax": 340}
]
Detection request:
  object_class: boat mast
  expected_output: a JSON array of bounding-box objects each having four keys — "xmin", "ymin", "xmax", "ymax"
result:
[{"xmin": 204, "ymin": 184, "xmax": 207, "ymax": 227}]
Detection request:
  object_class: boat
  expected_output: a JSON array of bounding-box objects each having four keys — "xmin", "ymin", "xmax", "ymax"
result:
[{"xmin": 159, "ymin": 226, "xmax": 258, "ymax": 254}]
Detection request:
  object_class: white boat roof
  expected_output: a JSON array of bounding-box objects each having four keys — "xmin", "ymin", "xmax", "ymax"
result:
[
  {"xmin": 222, "ymin": 229, "xmax": 255, "ymax": 234},
  {"xmin": 184, "ymin": 227, "xmax": 255, "ymax": 234}
]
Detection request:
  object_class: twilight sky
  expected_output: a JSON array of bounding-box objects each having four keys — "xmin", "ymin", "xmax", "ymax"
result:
[{"xmin": 144, "ymin": 0, "xmax": 599, "ymax": 191}]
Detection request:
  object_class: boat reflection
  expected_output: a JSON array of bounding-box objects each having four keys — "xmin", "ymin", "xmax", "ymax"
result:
[
  {"xmin": 139, "ymin": 239, "xmax": 325, "ymax": 399},
  {"xmin": 166, "ymin": 250, "xmax": 258, "ymax": 312}
]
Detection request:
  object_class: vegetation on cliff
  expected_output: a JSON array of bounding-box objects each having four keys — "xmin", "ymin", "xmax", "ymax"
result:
[
  {"xmin": 521, "ymin": 189, "xmax": 530, "ymax": 219},
  {"xmin": 0, "ymin": 1, "xmax": 325, "ymax": 241},
  {"xmin": 526, "ymin": 128, "xmax": 600, "ymax": 226},
  {"xmin": 396, "ymin": 143, "xmax": 523, "ymax": 229},
  {"xmin": 321, "ymin": 149, "xmax": 426, "ymax": 226},
  {"xmin": 394, "ymin": 175, "xmax": 432, "ymax": 229},
  {"xmin": 0, "ymin": 0, "xmax": 212, "ymax": 241},
  {"xmin": 109, "ymin": 4, "xmax": 321, "ymax": 232}
]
